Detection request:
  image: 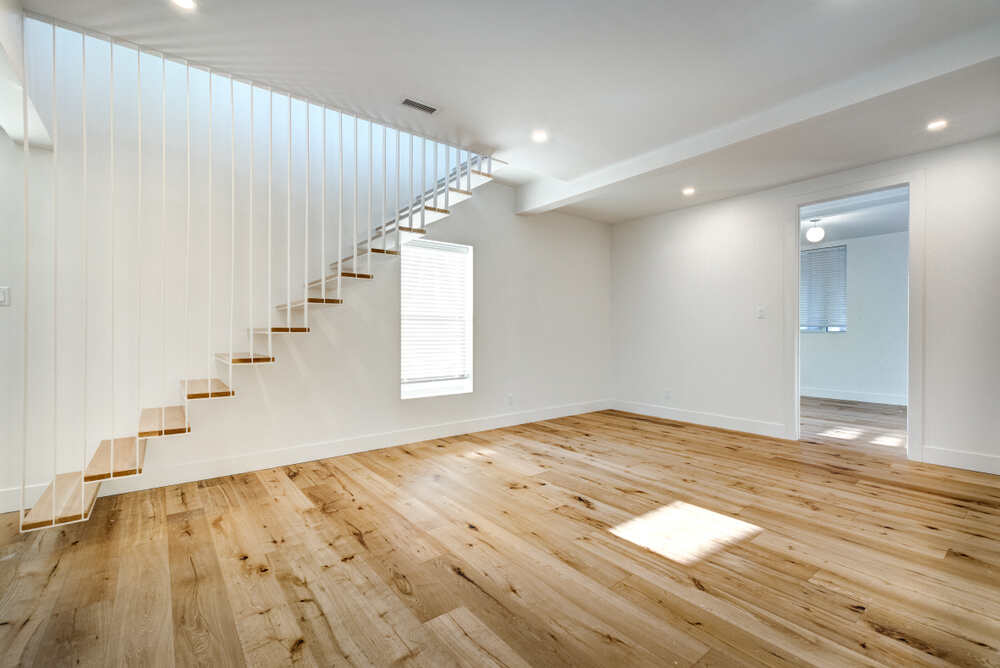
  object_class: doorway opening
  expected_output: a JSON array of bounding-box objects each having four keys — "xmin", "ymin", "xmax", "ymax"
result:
[{"xmin": 798, "ymin": 185, "xmax": 909, "ymax": 454}]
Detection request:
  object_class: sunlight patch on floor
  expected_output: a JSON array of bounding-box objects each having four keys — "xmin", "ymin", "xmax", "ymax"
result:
[
  {"xmin": 870, "ymin": 435, "xmax": 903, "ymax": 447},
  {"xmin": 818, "ymin": 426, "xmax": 863, "ymax": 440},
  {"xmin": 609, "ymin": 501, "xmax": 762, "ymax": 565}
]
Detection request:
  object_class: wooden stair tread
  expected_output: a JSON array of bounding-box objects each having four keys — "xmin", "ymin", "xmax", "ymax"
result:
[
  {"xmin": 370, "ymin": 248, "xmax": 400, "ymax": 255},
  {"xmin": 139, "ymin": 405, "xmax": 190, "ymax": 437},
  {"xmin": 275, "ymin": 298, "xmax": 343, "ymax": 310},
  {"xmin": 252, "ymin": 326, "xmax": 310, "ymax": 333},
  {"xmin": 215, "ymin": 353, "xmax": 276, "ymax": 365},
  {"xmin": 85, "ymin": 437, "xmax": 147, "ymax": 482},
  {"xmin": 424, "ymin": 205, "xmax": 449, "ymax": 214},
  {"xmin": 184, "ymin": 378, "xmax": 235, "ymax": 399},
  {"xmin": 307, "ymin": 271, "xmax": 373, "ymax": 289},
  {"xmin": 396, "ymin": 226, "xmax": 426, "ymax": 234},
  {"xmin": 23, "ymin": 472, "xmax": 101, "ymax": 531}
]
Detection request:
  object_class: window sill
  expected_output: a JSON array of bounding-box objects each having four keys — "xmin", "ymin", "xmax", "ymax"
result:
[{"xmin": 401, "ymin": 378, "xmax": 473, "ymax": 400}]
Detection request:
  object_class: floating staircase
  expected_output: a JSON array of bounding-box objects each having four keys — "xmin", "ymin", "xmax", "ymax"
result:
[{"xmin": 17, "ymin": 16, "xmax": 507, "ymax": 532}]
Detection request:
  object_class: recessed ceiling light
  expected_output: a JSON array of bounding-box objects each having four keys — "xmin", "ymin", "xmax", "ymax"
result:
[
  {"xmin": 531, "ymin": 129, "xmax": 548, "ymax": 143},
  {"xmin": 926, "ymin": 119, "xmax": 948, "ymax": 132},
  {"xmin": 682, "ymin": 186, "xmax": 695, "ymax": 196},
  {"xmin": 806, "ymin": 226, "xmax": 826, "ymax": 243},
  {"xmin": 171, "ymin": 0, "xmax": 197, "ymax": 9}
]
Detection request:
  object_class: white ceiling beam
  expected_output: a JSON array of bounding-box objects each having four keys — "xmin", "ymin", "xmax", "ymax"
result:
[{"xmin": 515, "ymin": 20, "xmax": 1000, "ymax": 216}]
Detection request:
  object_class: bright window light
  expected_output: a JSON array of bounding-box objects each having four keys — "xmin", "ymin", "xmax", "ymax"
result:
[
  {"xmin": 401, "ymin": 240, "xmax": 473, "ymax": 400},
  {"xmin": 531, "ymin": 129, "xmax": 549, "ymax": 143},
  {"xmin": 682, "ymin": 186, "xmax": 696, "ymax": 196},
  {"xmin": 609, "ymin": 501, "xmax": 761, "ymax": 565},
  {"xmin": 171, "ymin": 0, "xmax": 197, "ymax": 9},
  {"xmin": 926, "ymin": 119, "xmax": 948, "ymax": 132}
]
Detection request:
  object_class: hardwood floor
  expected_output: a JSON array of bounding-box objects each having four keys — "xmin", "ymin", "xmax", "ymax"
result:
[
  {"xmin": 801, "ymin": 396, "xmax": 907, "ymax": 452},
  {"xmin": 2, "ymin": 410, "xmax": 999, "ymax": 667}
]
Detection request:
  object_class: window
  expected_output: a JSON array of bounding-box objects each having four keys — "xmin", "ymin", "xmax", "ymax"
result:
[
  {"xmin": 800, "ymin": 245, "xmax": 847, "ymax": 333},
  {"xmin": 401, "ymin": 240, "xmax": 473, "ymax": 399}
]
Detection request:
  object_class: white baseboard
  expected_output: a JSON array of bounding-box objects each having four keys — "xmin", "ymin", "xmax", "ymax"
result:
[
  {"xmin": 609, "ymin": 400, "xmax": 788, "ymax": 439},
  {"xmin": 923, "ymin": 446, "xmax": 1000, "ymax": 476},
  {"xmin": 800, "ymin": 387, "xmax": 907, "ymax": 406},
  {"xmin": 0, "ymin": 399, "xmax": 614, "ymax": 514}
]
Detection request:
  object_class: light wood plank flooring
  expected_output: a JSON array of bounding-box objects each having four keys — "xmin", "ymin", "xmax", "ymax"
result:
[
  {"xmin": 2, "ymin": 410, "xmax": 998, "ymax": 667},
  {"xmin": 801, "ymin": 396, "xmax": 908, "ymax": 452}
]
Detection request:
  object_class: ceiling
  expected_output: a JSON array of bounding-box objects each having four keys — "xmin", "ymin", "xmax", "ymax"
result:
[
  {"xmin": 800, "ymin": 186, "xmax": 909, "ymax": 245},
  {"xmin": 557, "ymin": 57, "xmax": 1000, "ymax": 222},
  {"xmin": 19, "ymin": 0, "xmax": 1000, "ymax": 223}
]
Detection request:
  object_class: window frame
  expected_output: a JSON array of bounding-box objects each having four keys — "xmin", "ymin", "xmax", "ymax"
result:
[
  {"xmin": 799, "ymin": 244, "xmax": 848, "ymax": 334},
  {"xmin": 400, "ymin": 239, "xmax": 474, "ymax": 400}
]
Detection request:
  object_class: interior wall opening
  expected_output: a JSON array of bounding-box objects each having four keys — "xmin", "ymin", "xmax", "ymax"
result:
[{"xmin": 798, "ymin": 184, "xmax": 910, "ymax": 453}]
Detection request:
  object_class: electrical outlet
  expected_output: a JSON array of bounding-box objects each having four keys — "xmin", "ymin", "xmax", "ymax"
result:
[
  {"xmin": 755, "ymin": 304, "xmax": 768, "ymax": 319},
  {"xmin": 0, "ymin": 287, "xmax": 9, "ymax": 307},
  {"xmin": 663, "ymin": 389, "xmax": 673, "ymax": 402}
]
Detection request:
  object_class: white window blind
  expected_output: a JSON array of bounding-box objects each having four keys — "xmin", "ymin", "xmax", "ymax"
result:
[
  {"xmin": 401, "ymin": 239, "xmax": 473, "ymax": 399},
  {"xmin": 800, "ymin": 245, "xmax": 847, "ymax": 332}
]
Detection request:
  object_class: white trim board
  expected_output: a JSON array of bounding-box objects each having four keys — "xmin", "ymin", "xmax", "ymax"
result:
[
  {"xmin": 923, "ymin": 447, "xmax": 1000, "ymax": 476},
  {"xmin": 610, "ymin": 400, "xmax": 787, "ymax": 439},
  {"xmin": 0, "ymin": 399, "xmax": 614, "ymax": 514},
  {"xmin": 800, "ymin": 388, "xmax": 907, "ymax": 406}
]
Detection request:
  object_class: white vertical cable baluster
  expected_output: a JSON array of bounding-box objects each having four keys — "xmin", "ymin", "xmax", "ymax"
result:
[
  {"xmin": 419, "ymin": 137, "xmax": 425, "ymax": 229},
  {"xmin": 444, "ymin": 144, "xmax": 450, "ymax": 210},
  {"xmin": 110, "ymin": 42, "xmax": 116, "ymax": 481},
  {"xmin": 395, "ymin": 130, "xmax": 400, "ymax": 250},
  {"xmin": 228, "ymin": 75, "xmax": 235, "ymax": 387},
  {"xmin": 488, "ymin": 154, "xmax": 493, "ymax": 176},
  {"xmin": 352, "ymin": 116, "xmax": 358, "ymax": 271},
  {"xmin": 466, "ymin": 149, "xmax": 471, "ymax": 192},
  {"xmin": 81, "ymin": 32, "xmax": 88, "ymax": 514},
  {"xmin": 184, "ymin": 62, "xmax": 191, "ymax": 415},
  {"xmin": 408, "ymin": 134, "xmax": 413, "ymax": 229},
  {"xmin": 249, "ymin": 85, "xmax": 254, "ymax": 361},
  {"xmin": 136, "ymin": 45, "xmax": 143, "ymax": 451},
  {"xmin": 267, "ymin": 88, "xmax": 273, "ymax": 355},
  {"xmin": 51, "ymin": 23, "xmax": 59, "ymax": 519},
  {"xmin": 337, "ymin": 112, "xmax": 342, "ymax": 300},
  {"xmin": 367, "ymin": 121, "xmax": 372, "ymax": 277},
  {"xmin": 320, "ymin": 108, "xmax": 326, "ymax": 302},
  {"xmin": 433, "ymin": 141, "xmax": 438, "ymax": 211},
  {"xmin": 381, "ymin": 126, "xmax": 387, "ymax": 253},
  {"xmin": 286, "ymin": 94, "xmax": 291, "ymax": 328},
  {"xmin": 159, "ymin": 54, "xmax": 166, "ymax": 446},
  {"xmin": 19, "ymin": 13, "xmax": 29, "ymax": 530},
  {"xmin": 207, "ymin": 70, "xmax": 213, "ymax": 379},
  {"xmin": 303, "ymin": 102, "xmax": 310, "ymax": 328}
]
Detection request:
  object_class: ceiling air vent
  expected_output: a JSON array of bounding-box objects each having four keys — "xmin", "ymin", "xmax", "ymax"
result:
[{"xmin": 402, "ymin": 98, "xmax": 437, "ymax": 114}]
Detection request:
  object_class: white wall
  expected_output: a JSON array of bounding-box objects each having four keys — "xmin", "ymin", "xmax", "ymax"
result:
[
  {"xmin": 612, "ymin": 134, "xmax": 1000, "ymax": 474},
  {"xmin": 1, "ymin": 170, "xmax": 614, "ymax": 509},
  {"xmin": 800, "ymin": 231, "xmax": 909, "ymax": 405}
]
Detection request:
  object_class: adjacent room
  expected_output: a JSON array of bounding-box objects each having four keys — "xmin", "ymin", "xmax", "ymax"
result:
[
  {"xmin": 798, "ymin": 186, "xmax": 910, "ymax": 453},
  {"xmin": 2, "ymin": 2, "xmax": 999, "ymax": 667}
]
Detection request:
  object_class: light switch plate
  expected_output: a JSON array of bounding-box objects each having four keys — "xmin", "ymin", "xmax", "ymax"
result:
[{"xmin": 0, "ymin": 287, "xmax": 9, "ymax": 307}]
